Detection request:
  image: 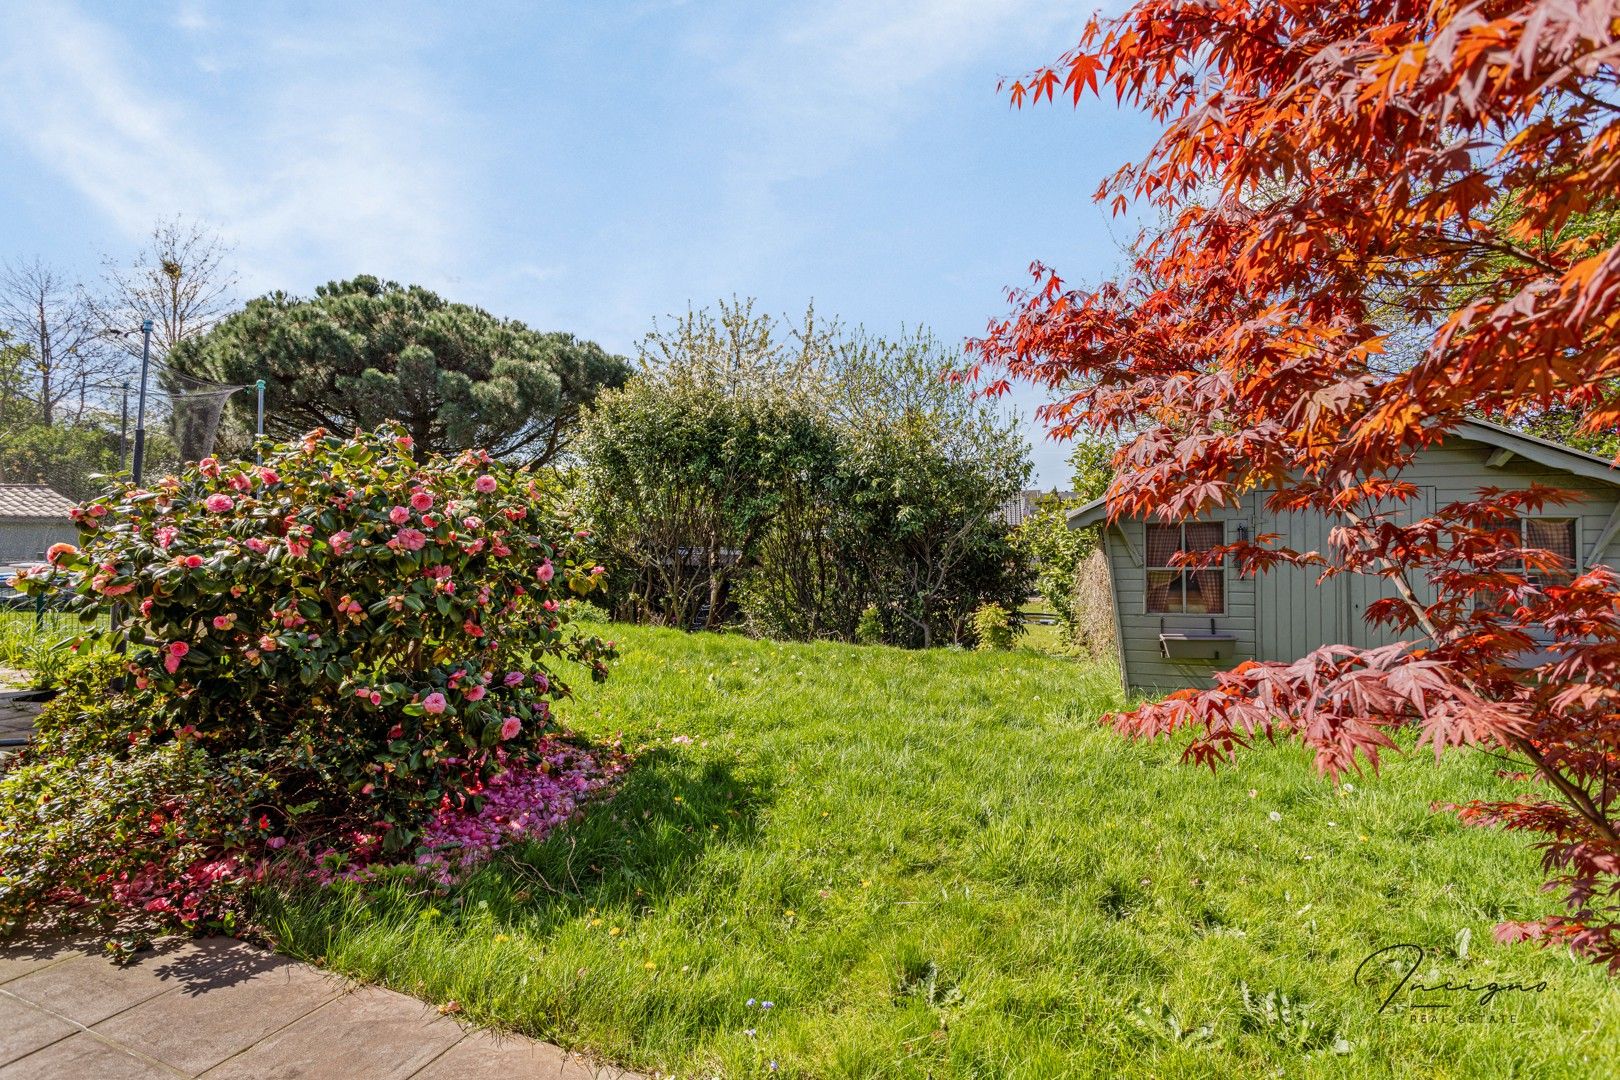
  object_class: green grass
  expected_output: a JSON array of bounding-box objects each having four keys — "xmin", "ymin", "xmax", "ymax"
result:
[
  {"xmin": 262, "ymin": 625, "xmax": 1619, "ymax": 1078},
  {"xmin": 0, "ymin": 610, "xmax": 107, "ymax": 687}
]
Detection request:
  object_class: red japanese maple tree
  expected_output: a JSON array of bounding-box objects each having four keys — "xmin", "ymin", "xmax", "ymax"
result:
[{"xmin": 971, "ymin": 1, "xmax": 1620, "ymax": 968}]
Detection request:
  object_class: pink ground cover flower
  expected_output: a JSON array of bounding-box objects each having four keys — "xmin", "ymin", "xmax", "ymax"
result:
[
  {"xmin": 204, "ymin": 493, "xmax": 234, "ymax": 512},
  {"xmin": 414, "ymin": 737, "xmax": 624, "ymax": 878}
]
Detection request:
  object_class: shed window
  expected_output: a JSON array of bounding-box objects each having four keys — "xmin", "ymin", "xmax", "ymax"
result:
[
  {"xmin": 1146, "ymin": 522, "xmax": 1225, "ymax": 614},
  {"xmin": 1519, "ymin": 517, "xmax": 1577, "ymax": 587}
]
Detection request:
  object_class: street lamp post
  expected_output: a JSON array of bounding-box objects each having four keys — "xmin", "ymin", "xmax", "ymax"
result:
[
  {"xmin": 255, "ymin": 379, "xmax": 266, "ymax": 463},
  {"xmin": 118, "ymin": 381, "xmax": 130, "ymax": 469},
  {"xmin": 129, "ymin": 319, "xmax": 154, "ymax": 485}
]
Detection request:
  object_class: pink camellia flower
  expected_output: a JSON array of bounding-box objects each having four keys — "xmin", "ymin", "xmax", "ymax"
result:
[
  {"xmin": 463, "ymin": 619, "xmax": 485, "ymax": 639},
  {"xmin": 422, "ymin": 692, "xmax": 448, "ymax": 715},
  {"xmin": 421, "ymin": 513, "xmax": 439, "ymax": 528},
  {"xmin": 410, "ymin": 490, "xmax": 434, "ymax": 511},
  {"xmin": 462, "ymin": 515, "xmax": 482, "ymax": 530},
  {"xmin": 536, "ymin": 560, "xmax": 554, "ymax": 583},
  {"xmin": 212, "ymin": 614, "xmax": 236, "ymax": 631},
  {"xmin": 369, "ymin": 691, "xmax": 382, "ymax": 706},
  {"xmin": 542, "ymin": 599, "xmax": 559, "ymax": 613},
  {"xmin": 140, "ymin": 598, "xmax": 154, "ymax": 617},
  {"xmin": 503, "ymin": 671, "xmax": 525, "ymax": 687},
  {"xmin": 163, "ymin": 641, "xmax": 190, "ymax": 674},
  {"xmin": 183, "ymin": 554, "xmax": 205, "ymax": 569},
  {"xmin": 329, "ymin": 530, "xmax": 354, "ymax": 555},
  {"xmin": 205, "ymin": 493, "xmax": 234, "ymax": 512},
  {"xmin": 396, "ymin": 435, "xmax": 414, "ymax": 451},
  {"xmin": 474, "ymin": 474, "xmax": 497, "ymax": 494},
  {"xmin": 500, "ymin": 716, "xmax": 522, "ymax": 741},
  {"xmin": 45, "ymin": 542, "xmax": 78, "ymax": 564},
  {"xmin": 390, "ymin": 527, "xmax": 427, "ymax": 553},
  {"xmin": 259, "ymin": 468, "xmax": 279, "ymax": 485},
  {"xmin": 154, "ymin": 525, "xmax": 178, "ymax": 549},
  {"xmin": 198, "ymin": 457, "xmax": 221, "ymax": 478},
  {"xmin": 245, "ymin": 537, "xmax": 270, "ymax": 554},
  {"xmin": 228, "ymin": 473, "xmax": 252, "ymax": 493},
  {"xmin": 287, "ymin": 537, "xmax": 311, "ymax": 558},
  {"xmin": 258, "ymin": 634, "xmax": 279, "ymax": 651},
  {"xmin": 592, "ymin": 565, "xmax": 605, "ymax": 575},
  {"xmin": 389, "ymin": 506, "xmax": 410, "ymax": 525},
  {"xmin": 464, "ymin": 684, "xmax": 486, "ymax": 702},
  {"xmin": 491, "ymin": 539, "xmax": 511, "ymax": 557},
  {"xmin": 531, "ymin": 673, "xmax": 550, "ymax": 691}
]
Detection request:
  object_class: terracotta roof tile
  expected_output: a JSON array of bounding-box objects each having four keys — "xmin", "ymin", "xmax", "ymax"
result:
[{"xmin": 0, "ymin": 484, "xmax": 76, "ymax": 520}]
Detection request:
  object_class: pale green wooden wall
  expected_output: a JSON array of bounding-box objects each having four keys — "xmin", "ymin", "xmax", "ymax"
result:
[{"xmin": 1100, "ymin": 434, "xmax": 1620, "ymax": 694}]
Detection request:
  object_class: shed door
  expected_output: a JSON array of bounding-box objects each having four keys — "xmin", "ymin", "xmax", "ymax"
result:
[
  {"xmin": 1344, "ymin": 487, "xmax": 1436, "ymax": 651},
  {"xmin": 1255, "ymin": 507, "xmax": 1345, "ymax": 663},
  {"xmin": 1255, "ymin": 489, "xmax": 1437, "ymax": 663}
]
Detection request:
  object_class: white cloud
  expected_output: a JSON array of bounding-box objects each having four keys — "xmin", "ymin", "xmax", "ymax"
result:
[
  {"xmin": 0, "ymin": 1, "xmax": 474, "ymax": 296},
  {"xmin": 715, "ymin": 0, "xmax": 1094, "ymax": 182}
]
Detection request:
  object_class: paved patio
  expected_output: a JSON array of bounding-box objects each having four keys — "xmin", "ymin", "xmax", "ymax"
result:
[{"xmin": 0, "ymin": 936, "xmax": 644, "ymax": 1079}]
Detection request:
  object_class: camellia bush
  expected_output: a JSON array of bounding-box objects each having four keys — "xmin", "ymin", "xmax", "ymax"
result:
[{"xmin": 1, "ymin": 424, "xmax": 617, "ymax": 935}]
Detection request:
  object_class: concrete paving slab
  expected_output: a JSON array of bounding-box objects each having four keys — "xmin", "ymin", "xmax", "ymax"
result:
[
  {"xmin": 0, "ymin": 938, "xmax": 92, "ymax": 987},
  {"xmin": 0, "ymin": 991, "xmax": 77, "ymax": 1067},
  {"xmin": 198, "ymin": 985, "xmax": 466, "ymax": 1080},
  {"xmin": 411, "ymin": 1029, "xmax": 621, "ymax": 1079},
  {"xmin": 0, "ymin": 1031, "xmax": 182, "ymax": 1079},
  {"xmin": 93, "ymin": 944, "xmax": 343, "ymax": 1076},
  {"xmin": 4, "ymin": 938, "xmax": 222, "ymax": 1026}
]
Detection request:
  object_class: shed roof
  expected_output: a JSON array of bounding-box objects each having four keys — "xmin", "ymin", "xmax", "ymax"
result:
[
  {"xmin": 1065, "ymin": 419, "xmax": 1620, "ymax": 529},
  {"xmin": 0, "ymin": 484, "xmax": 77, "ymax": 521}
]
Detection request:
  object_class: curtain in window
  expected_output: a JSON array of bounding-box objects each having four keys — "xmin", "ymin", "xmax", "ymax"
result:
[
  {"xmin": 1146, "ymin": 523, "xmax": 1181, "ymax": 568},
  {"xmin": 1523, "ymin": 518, "xmax": 1576, "ymax": 584},
  {"xmin": 1182, "ymin": 523, "xmax": 1224, "ymax": 558}
]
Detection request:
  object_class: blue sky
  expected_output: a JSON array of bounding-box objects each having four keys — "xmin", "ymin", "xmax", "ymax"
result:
[{"xmin": 0, "ymin": 1, "xmax": 1154, "ymax": 487}]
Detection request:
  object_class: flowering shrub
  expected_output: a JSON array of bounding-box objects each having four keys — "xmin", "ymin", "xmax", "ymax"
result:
[{"xmin": 3, "ymin": 424, "xmax": 617, "ymax": 933}]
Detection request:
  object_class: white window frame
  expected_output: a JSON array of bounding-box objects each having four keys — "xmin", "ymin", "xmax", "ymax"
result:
[{"xmin": 1144, "ymin": 520, "xmax": 1228, "ymax": 616}]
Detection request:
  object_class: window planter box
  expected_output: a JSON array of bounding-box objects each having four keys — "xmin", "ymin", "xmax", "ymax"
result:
[{"xmin": 1158, "ymin": 631, "xmax": 1238, "ymax": 661}]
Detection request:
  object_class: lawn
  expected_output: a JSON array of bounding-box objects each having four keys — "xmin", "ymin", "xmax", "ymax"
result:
[
  {"xmin": 0, "ymin": 609, "xmax": 105, "ymax": 686},
  {"xmin": 259, "ymin": 624, "xmax": 1618, "ymax": 1078}
]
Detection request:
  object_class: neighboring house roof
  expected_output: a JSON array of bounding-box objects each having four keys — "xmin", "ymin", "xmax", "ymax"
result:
[
  {"xmin": 0, "ymin": 484, "xmax": 76, "ymax": 522},
  {"xmin": 1066, "ymin": 418, "xmax": 1620, "ymax": 530},
  {"xmin": 997, "ymin": 488, "xmax": 1079, "ymax": 527}
]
